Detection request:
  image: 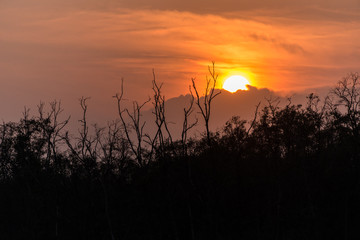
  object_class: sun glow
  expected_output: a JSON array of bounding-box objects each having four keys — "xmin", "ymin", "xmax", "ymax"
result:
[{"xmin": 222, "ymin": 75, "xmax": 250, "ymax": 93}]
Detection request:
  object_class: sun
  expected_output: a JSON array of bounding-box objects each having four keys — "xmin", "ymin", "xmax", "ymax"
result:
[{"xmin": 223, "ymin": 75, "xmax": 250, "ymax": 93}]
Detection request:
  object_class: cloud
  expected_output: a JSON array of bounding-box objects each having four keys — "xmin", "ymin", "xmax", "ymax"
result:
[
  {"xmin": 249, "ymin": 33, "xmax": 305, "ymax": 54},
  {"xmin": 4, "ymin": 0, "xmax": 360, "ymax": 20},
  {"xmin": 1, "ymin": 1, "xmax": 360, "ymax": 124},
  {"xmin": 140, "ymin": 85, "xmax": 332, "ymax": 140}
]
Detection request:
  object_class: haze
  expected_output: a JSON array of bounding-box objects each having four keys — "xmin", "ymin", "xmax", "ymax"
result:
[{"xmin": 1, "ymin": 0, "xmax": 360, "ymax": 124}]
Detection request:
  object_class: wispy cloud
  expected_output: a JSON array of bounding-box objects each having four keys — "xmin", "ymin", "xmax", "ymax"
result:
[
  {"xmin": 1, "ymin": 2, "xmax": 360, "ymax": 121},
  {"xmin": 249, "ymin": 33, "xmax": 305, "ymax": 54}
]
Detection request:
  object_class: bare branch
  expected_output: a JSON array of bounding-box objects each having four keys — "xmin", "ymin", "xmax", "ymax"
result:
[
  {"xmin": 191, "ymin": 62, "xmax": 221, "ymax": 145},
  {"xmin": 247, "ymin": 102, "xmax": 261, "ymax": 136},
  {"xmin": 113, "ymin": 79, "xmax": 150, "ymax": 167}
]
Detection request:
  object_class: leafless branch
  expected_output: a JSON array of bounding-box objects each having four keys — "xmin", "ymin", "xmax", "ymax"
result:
[
  {"xmin": 247, "ymin": 102, "xmax": 261, "ymax": 136},
  {"xmin": 113, "ymin": 79, "xmax": 150, "ymax": 167},
  {"xmin": 191, "ymin": 62, "xmax": 221, "ymax": 145}
]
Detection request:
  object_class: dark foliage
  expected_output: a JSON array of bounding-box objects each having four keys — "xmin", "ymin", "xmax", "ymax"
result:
[{"xmin": 1, "ymin": 74, "xmax": 360, "ymax": 239}]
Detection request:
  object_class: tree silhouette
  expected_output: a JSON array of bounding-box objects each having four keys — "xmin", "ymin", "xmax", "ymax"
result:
[
  {"xmin": 1, "ymin": 71, "xmax": 360, "ymax": 239},
  {"xmin": 191, "ymin": 62, "xmax": 221, "ymax": 145}
]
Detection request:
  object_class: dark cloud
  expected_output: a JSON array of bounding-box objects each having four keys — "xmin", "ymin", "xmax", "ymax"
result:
[
  {"xmin": 140, "ymin": 85, "xmax": 332, "ymax": 140},
  {"xmin": 249, "ymin": 33, "xmax": 305, "ymax": 54},
  {"xmin": 4, "ymin": 0, "xmax": 360, "ymax": 21},
  {"xmin": 116, "ymin": 0, "xmax": 360, "ymax": 15}
]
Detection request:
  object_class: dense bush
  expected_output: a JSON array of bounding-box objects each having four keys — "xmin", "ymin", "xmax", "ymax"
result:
[{"xmin": 1, "ymin": 73, "xmax": 360, "ymax": 239}]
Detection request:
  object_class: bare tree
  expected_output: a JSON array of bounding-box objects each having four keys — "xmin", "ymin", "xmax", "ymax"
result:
[
  {"xmin": 37, "ymin": 100, "xmax": 70, "ymax": 169},
  {"xmin": 96, "ymin": 120, "xmax": 130, "ymax": 175},
  {"xmin": 148, "ymin": 71, "xmax": 174, "ymax": 159},
  {"xmin": 331, "ymin": 72, "xmax": 360, "ymax": 135},
  {"xmin": 181, "ymin": 87, "xmax": 198, "ymax": 156},
  {"xmin": 114, "ymin": 79, "xmax": 150, "ymax": 167},
  {"xmin": 246, "ymin": 102, "xmax": 261, "ymax": 137},
  {"xmin": 191, "ymin": 62, "xmax": 221, "ymax": 145},
  {"xmin": 61, "ymin": 97, "xmax": 102, "ymax": 178}
]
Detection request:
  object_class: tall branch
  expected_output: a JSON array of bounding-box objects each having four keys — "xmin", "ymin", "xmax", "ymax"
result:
[
  {"xmin": 114, "ymin": 79, "xmax": 150, "ymax": 167},
  {"xmin": 191, "ymin": 62, "xmax": 221, "ymax": 145}
]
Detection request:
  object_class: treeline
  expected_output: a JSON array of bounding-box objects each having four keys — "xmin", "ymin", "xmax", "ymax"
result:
[{"xmin": 1, "ymin": 71, "xmax": 360, "ymax": 239}]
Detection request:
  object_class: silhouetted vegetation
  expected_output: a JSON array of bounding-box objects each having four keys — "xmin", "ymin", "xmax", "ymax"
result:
[{"xmin": 1, "ymin": 72, "xmax": 360, "ymax": 239}]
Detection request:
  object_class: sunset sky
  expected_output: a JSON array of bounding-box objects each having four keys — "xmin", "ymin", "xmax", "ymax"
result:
[{"xmin": 1, "ymin": 0, "xmax": 360, "ymax": 122}]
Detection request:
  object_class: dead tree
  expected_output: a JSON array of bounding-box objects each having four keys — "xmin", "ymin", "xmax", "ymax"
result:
[
  {"xmin": 77, "ymin": 97, "xmax": 99, "ymax": 161},
  {"xmin": 191, "ymin": 62, "xmax": 221, "ymax": 145},
  {"xmin": 246, "ymin": 102, "xmax": 261, "ymax": 137},
  {"xmin": 331, "ymin": 72, "xmax": 360, "ymax": 135},
  {"xmin": 148, "ymin": 71, "xmax": 174, "ymax": 159},
  {"xmin": 114, "ymin": 79, "xmax": 150, "ymax": 167},
  {"xmin": 37, "ymin": 101, "xmax": 70, "ymax": 169},
  {"xmin": 95, "ymin": 120, "xmax": 129, "ymax": 175},
  {"xmin": 61, "ymin": 97, "xmax": 102, "ymax": 177},
  {"xmin": 181, "ymin": 87, "xmax": 198, "ymax": 156}
]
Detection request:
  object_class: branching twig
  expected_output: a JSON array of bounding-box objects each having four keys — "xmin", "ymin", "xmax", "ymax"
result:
[{"xmin": 191, "ymin": 62, "xmax": 221, "ymax": 145}]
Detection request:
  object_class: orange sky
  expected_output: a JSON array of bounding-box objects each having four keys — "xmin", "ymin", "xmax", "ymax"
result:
[{"xmin": 1, "ymin": 0, "xmax": 360, "ymax": 121}]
